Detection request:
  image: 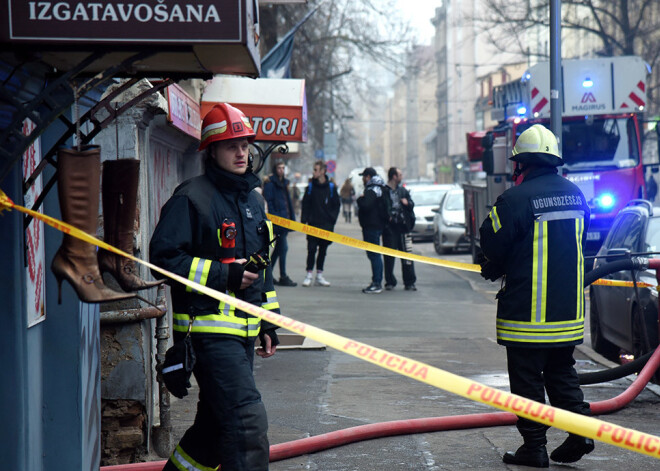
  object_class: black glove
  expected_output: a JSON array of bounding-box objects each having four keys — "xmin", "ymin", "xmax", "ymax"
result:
[
  {"xmin": 476, "ymin": 252, "xmax": 505, "ymax": 282},
  {"xmin": 159, "ymin": 336, "xmax": 196, "ymax": 399},
  {"xmin": 227, "ymin": 262, "xmax": 245, "ymax": 292},
  {"xmin": 259, "ymin": 329, "xmax": 280, "ymax": 348}
]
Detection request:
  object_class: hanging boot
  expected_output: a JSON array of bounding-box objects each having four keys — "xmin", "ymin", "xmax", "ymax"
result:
[
  {"xmin": 51, "ymin": 146, "xmax": 137, "ymax": 304},
  {"xmin": 98, "ymin": 158, "xmax": 163, "ymax": 291}
]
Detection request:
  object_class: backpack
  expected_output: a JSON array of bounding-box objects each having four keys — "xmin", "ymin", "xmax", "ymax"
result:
[{"xmin": 379, "ymin": 185, "xmax": 393, "ymax": 225}]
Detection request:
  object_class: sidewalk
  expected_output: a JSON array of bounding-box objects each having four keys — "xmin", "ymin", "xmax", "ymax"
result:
[{"xmin": 162, "ymin": 218, "xmax": 660, "ymax": 470}]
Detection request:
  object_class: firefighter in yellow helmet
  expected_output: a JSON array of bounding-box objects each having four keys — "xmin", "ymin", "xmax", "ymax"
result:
[
  {"xmin": 150, "ymin": 103, "xmax": 280, "ymax": 471},
  {"xmin": 478, "ymin": 124, "xmax": 594, "ymax": 467}
]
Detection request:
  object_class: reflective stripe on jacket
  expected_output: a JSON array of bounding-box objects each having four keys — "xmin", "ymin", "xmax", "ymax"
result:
[{"xmin": 479, "ymin": 166, "xmax": 590, "ymax": 347}]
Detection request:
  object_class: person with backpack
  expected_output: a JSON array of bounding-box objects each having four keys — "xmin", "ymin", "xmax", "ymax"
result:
[
  {"xmin": 357, "ymin": 167, "xmax": 389, "ymax": 294},
  {"xmin": 301, "ymin": 160, "xmax": 341, "ymax": 287},
  {"xmin": 383, "ymin": 167, "xmax": 417, "ymax": 291}
]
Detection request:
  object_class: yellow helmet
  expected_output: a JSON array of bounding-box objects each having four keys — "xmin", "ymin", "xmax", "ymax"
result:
[{"xmin": 510, "ymin": 124, "xmax": 563, "ymax": 167}]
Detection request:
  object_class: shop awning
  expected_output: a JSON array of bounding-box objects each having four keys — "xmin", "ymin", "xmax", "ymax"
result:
[{"xmin": 0, "ymin": 0, "xmax": 260, "ymax": 78}]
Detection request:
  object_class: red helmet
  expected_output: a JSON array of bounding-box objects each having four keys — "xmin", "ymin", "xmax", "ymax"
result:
[{"xmin": 198, "ymin": 103, "xmax": 256, "ymax": 151}]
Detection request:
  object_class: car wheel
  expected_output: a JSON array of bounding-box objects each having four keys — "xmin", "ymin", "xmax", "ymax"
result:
[
  {"xmin": 433, "ymin": 231, "xmax": 446, "ymax": 255},
  {"xmin": 631, "ymin": 304, "xmax": 660, "ymax": 383},
  {"xmin": 589, "ymin": 290, "xmax": 620, "ymax": 361}
]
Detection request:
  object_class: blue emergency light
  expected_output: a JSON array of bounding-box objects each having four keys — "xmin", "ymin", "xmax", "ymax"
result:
[
  {"xmin": 582, "ymin": 77, "xmax": 594, "ymax": 88},
  {"xmin": 517, "ymin": 106, "xmax": 527, "ymax": 115},
  {"xmin": 596, "ymin": 193, "xmax": 615, "ymax": 210}
]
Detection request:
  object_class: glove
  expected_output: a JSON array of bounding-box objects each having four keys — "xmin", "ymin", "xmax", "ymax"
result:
[
  {"xmin": 476, "ymin": 252, "xmax": 505, "ymax": 282},
  {"xmin": 159, "ymin": 336, "xmax": 196, "ymax": 399},
  {"xmin": 258, "ymin": 329, "xmax": 280, "ymax": 348},
  {"xmin": 227, "ymin": 262, "xmax": 245, "ymax": 292}
]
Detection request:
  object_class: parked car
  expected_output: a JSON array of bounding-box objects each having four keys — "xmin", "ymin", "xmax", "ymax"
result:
[
  {"xmin": 432, "ymin": 188, "xmax": 469, "ymax": 254},
  {"xmin": 590, "ymin": 199, "xmax": 660, "ymax": 362},
  {"xmin": 408, "ymin": 184, "xmax": 458, "ymax": 242}
]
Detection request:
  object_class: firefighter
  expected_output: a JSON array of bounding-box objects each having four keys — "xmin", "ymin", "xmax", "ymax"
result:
[
  {"xmin": 479, "ymin": 124, "xmax": 594, "ymax": 467},
  {"xmin": 150, "ymin": 103, "xmax": 280, "ymax": 471}
]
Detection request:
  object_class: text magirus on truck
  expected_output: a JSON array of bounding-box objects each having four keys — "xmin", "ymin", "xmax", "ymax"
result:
[{"xmin": 465, "ymin": 56, "xmax": 654, "ymax": 262}]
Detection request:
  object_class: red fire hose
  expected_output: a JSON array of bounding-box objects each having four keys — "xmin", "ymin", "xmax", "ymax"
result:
[
  {"xmin": 103, "ymin": 344, "xmax": 660, "ymax": 471},
  {"xmin": 103, "ymin": 259, "xmax": 660, "ymax": 470}
]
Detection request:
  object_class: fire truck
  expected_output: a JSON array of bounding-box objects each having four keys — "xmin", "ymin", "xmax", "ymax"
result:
[{"xmin": 464, "ymin": 55, "xmax": 653, "ymax": 262}]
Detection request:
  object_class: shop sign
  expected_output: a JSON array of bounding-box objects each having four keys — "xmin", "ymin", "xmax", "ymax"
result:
[
  {"xmin": 166, "ymin": 83, "xmax": 201, "ymax": 140},
  {"xmin": 6, "ymin": 0, "xmax": 243, "ymax": 42},
  {"xmin": 22, "ymin": 118, "xmax": 46, "ymax": 327},
  {"xmin": 201, "ymin": 76, "xmax": 307, "ymax": 143}
]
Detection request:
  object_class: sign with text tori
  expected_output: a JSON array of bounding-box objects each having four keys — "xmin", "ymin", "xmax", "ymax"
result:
[{"xmin": 201, "ymin": 76, "xmax": 307, "ymax": 142}]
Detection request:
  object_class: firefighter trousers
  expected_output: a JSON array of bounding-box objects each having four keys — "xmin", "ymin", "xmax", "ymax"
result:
[
  {"xmin": 506, "ymin": 345, "xmax": 591, "ymax": 446},
  {"xmin": 164, "ymin": 336, "xmax": 269, "ymax": 471}
]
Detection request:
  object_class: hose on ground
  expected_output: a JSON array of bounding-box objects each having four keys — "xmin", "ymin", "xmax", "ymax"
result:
[{"xmin": 102, "ymin": 258, "xmax": 660, "ymax": 470}]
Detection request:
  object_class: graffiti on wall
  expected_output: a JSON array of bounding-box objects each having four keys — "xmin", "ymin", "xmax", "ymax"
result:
[{"xmin": 22, "ymin": 118, "xmax": 46, "ymax": 327}]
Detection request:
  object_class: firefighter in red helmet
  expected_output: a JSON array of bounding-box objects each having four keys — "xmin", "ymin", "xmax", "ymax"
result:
[{"xmin": 150, "ymin": 102, "xmax": 280, "ymax": 471}]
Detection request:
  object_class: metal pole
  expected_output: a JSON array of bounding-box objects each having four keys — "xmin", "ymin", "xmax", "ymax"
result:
[{"xmin": 550, "ymin": 0, "xmax": 562, "ymax": 155}]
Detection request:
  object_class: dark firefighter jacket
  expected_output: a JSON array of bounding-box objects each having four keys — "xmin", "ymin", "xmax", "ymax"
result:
[
  {"xmin": 149, "ymin": 163, "xmax": 279, "ymax": 338},
  {"xmin": 479, "ymin": 166, "xmax": 590, "ymax": 348}
]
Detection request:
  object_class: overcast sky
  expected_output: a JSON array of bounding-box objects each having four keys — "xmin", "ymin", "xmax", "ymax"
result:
[{"xmin": 397, "ymin": 0, "xmax": 438, "ymax": 44}]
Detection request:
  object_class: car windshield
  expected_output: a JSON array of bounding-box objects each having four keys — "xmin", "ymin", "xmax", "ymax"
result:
[
  {"xmin": 445, "ymin": 192, "xmax": 464, "ymax": 211},
  {"xmin": 516, "ymin": 117, "xmax": 639, "ymax": 172},
  {"xmin": 411, "ymin": 188, "xmax": 447, "ymax": 206}
]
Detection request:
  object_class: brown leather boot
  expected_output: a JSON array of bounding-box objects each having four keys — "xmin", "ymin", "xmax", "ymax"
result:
[
  {"xmin": 98, "ymin": 158, "xmax": 163, "ymax": 291},
  {"xmin": 51, "ymin": 147, "xmax": 137, "ymax": 304}
]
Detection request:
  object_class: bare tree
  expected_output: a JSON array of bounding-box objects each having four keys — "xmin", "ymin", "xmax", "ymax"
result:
[
  {"xmin": 259, "ymin": 0, "xmax": 413, "ymax": 171},
  {"xmin": 474, "ymin": 0, "xmax": 660, "ymax": 115}
]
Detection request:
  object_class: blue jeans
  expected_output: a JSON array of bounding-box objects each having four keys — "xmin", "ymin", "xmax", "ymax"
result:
[
  {"xmin": 362, "ymin": 228, "xmax": 383, "ymax": 285},
  {"xmin": 270, "ymin": 228, "xmax": 289, "ymax": 278}
]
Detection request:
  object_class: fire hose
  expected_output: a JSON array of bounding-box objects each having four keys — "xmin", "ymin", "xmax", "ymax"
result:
[{"xmin": 103, "ymin": 258, "xmax": 660, "ymax": 470}]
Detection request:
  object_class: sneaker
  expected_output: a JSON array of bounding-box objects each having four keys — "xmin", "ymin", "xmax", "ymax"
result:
[
  {"xmin": 315, "ymin": 273, "xmax": 331, "ymax": 287},
  {"xmin": 278, "ymin": 276, "xmax": 297, "ymax": 287},
  {"xmin": 302, "ymin": 272, "xmax": 313, "ymax": 287},
  {"xmin": 385, "ymin": 284, "xmax": 395, "ymax": 291},
  {"xmin": 362, "ymin": 283, "xmax": 383, "ymax": 294},
  {"xmin": 404, "ymin": 284, "xmax": 417, "ymax": 291}
]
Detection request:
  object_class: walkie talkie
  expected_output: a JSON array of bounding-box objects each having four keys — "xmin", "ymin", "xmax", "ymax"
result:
[{"xmin": 244, "ymin": 235, "xmax": 280, "ymax": 273}]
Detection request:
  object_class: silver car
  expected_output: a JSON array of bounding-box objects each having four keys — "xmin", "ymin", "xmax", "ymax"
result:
[
  {"xmin": 432, "ymin": 188, "xmax": 469, "ymax": 254},
  {"xmin": 407, "ymin": 184, "xmax": 457, "ymax": 242}
]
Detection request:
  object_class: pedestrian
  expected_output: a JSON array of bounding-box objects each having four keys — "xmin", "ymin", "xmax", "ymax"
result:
[
  {"xmin": 301, "ymin": 160, "xmax": 340, "ymax": 287},
  {"xmin": 357, "ymin": 167, "xmax": 389, "ymax": 294},
  {"xmin": 383, "ymin": 167, "xmax": 417, "ymax": 291},
  {"xmin": 263, "ymin": 160, "xmax": 297, "ymax": 287},
  {"xmin": 149, "ymin": 103, "xmax": 281, "ymax": 471},
  {"xmin": 478, "ymin": 124, "xmax": 594, "ymax": 468},
  {"xmin": 339, "ymin": 177, "xmax": 356, "ymax": 223}
]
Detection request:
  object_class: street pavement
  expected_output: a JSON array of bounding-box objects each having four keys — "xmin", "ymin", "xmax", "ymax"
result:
[{"xmin": 166, "ymin": 218, "xmax": 660, "ymax": 470}]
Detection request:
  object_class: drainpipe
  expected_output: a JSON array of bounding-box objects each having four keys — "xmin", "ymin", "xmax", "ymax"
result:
[{"xmin": 151, "ymin": 287, "xmax": 173, "ymax": 458}]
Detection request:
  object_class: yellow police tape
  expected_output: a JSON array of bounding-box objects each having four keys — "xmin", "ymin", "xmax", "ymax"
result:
[
  {"xmin": 266, "ymin": 214, "xmax": 656, "ymax": 289},
  {"xmin": 2, "ymin": 190, "xmax": 660, "ymax": 460}
]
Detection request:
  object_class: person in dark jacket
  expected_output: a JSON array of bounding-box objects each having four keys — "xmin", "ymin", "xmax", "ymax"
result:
[
  {"xmin": 357, "ymin": 167, "xmax": 388, "ymax": 294},
  {"xmin": 300, "ymin": 160, "xmax": 340, "ymax": 287},
  {"xmin": 479, "ymin": 124, "xmax": 594, "ymax": 468},
  {"xmin": 150, "ymin": 103, "xmax": 281, "ymax": 471},
  {"xmin": 263, "ymin": 160, "xmax": 297, "ymax": 287},
  {"xmin": 383, "ymin": 167, "xmax": 417, "ymax": 291}
]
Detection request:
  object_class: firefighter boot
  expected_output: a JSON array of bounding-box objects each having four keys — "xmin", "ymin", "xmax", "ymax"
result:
[
  {"xmin": 51, "ymin": 147, "xmax": 137, "ymax": 304},
  {"xmin": 97, "ymin": 158, "xmax": 163, "ymax": 291},
  {"xmin": 503, "ymin": 422, "xmax": 549, "ymax": 468},
  {"xmin": 550, "ymin": 434, "xmax": 594, "ymax": 463}
]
